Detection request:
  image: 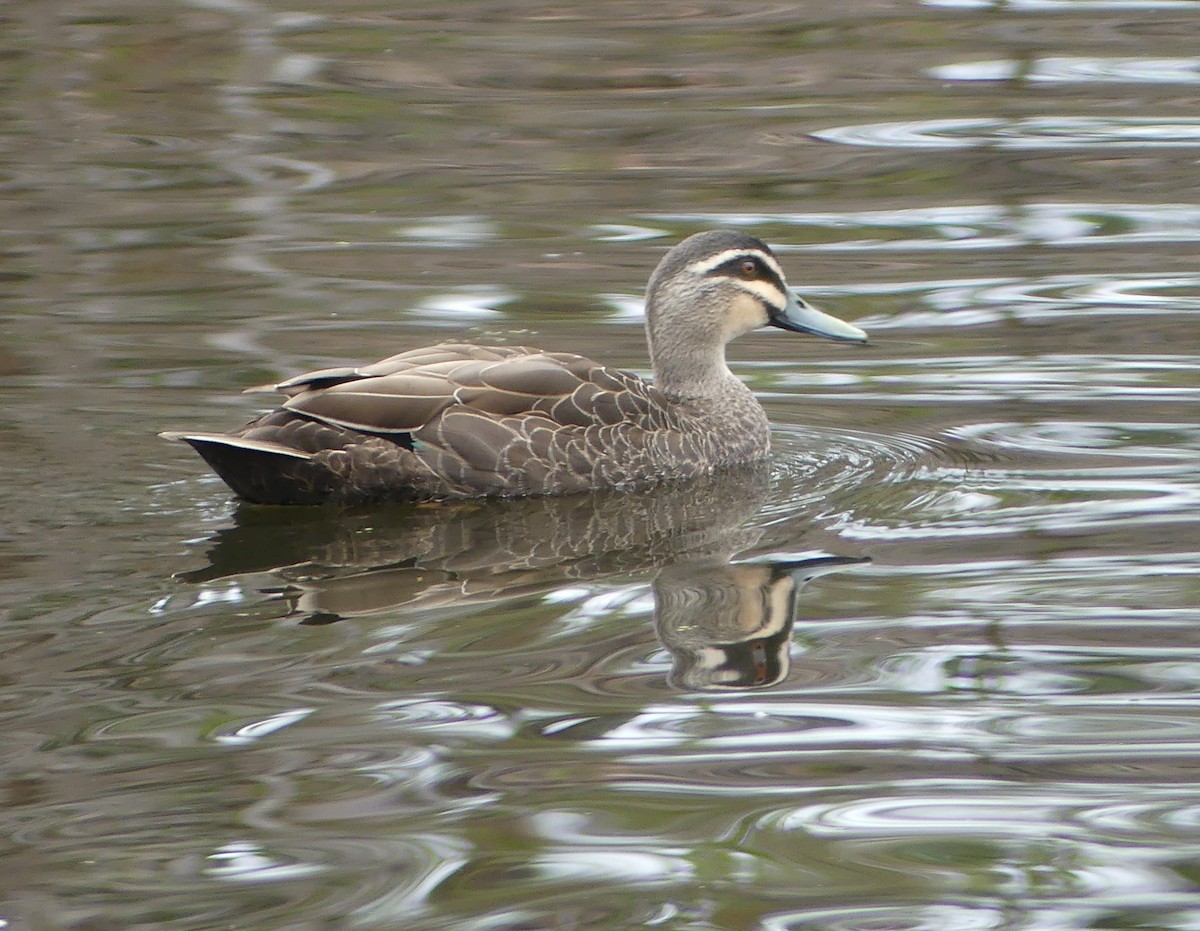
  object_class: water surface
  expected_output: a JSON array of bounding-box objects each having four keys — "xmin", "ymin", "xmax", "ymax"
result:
[{"xmin": 2, "ymin": 1, "xmax": 1199, "ymax": 929}]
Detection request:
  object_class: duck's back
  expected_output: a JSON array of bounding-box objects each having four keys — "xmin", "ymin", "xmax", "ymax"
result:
[{"xmin": 164, "ymin": 343, "xmax": 770, "ymax": 504}]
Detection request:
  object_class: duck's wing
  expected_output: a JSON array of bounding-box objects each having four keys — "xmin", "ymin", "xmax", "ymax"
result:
[
  {"xmin": 234, "ymin": 344, "xmax": 678, "ymax": 497},
  {"xmin": 261, "ymin": 343, "xmax": 531, "ymax": 396},
  {"xmin": 168, "ymin": 344, "xmax": 685, "ymax": 500},
  {"xmin": 278, "ymin": 345, "xmax": 670, "ymax": 437}
]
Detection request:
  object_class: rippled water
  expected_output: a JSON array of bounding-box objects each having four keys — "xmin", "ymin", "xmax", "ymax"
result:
[{"xmin": 3, "ymin": 1, "xmax": 1200, "ymax": 929}]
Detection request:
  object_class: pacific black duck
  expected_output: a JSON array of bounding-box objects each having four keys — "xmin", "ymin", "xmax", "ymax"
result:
[{"xmin": 162, "ymin": 229, "xmax": 867, "ymax": 504}]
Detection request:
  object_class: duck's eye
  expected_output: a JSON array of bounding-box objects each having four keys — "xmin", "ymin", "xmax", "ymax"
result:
[{"xmin": 739, "ymin": 259, "xmax": 758, "ymax": 278}]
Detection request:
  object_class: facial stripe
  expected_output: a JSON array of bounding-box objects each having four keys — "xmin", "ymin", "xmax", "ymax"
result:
[
  {"xmin": 684, "ymin": 248, "xmax": 786, "ymax": 283},
  {"xmin": 735, "ymin": 277, "xmax": 788, "ymax": 312}
]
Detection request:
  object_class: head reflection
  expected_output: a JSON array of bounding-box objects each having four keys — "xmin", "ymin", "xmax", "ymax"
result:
[{"xmin": 655, "ymin": 557, "xmax": 865, "ymax": 691}]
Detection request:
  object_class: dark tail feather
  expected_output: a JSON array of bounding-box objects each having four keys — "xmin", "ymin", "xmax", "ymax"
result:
[{"xmin": 161, "ymin": 432, "xmax": 336, "ymax": 505}]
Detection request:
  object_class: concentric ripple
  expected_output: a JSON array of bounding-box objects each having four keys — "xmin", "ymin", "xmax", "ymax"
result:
[
  {"xmin": 950, "ymin": 420, "xmax": 1200, "ymax": 460},
  {"xmin": 762, "ymin": 904, "xmax": 1006, "ymax": 931},
  {"xmin": 813, "ymin": 117, "xmax": 1200, "ymax": 150},
  {"xmin": 765, "ymin": 425, "xmax": 963, "ymax": 526},
  {"xmin": 929, "ymin": 56, "xmax": 1200, "ymax": 85},
  {"xmin": 767, "ymin": 406, "xmax": 1199, "ymax": 543}
]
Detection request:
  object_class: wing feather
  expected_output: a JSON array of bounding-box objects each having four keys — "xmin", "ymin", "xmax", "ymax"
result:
[{"xmin": 259, "ymin": 344, "xmax": 673, "ymax": 479}]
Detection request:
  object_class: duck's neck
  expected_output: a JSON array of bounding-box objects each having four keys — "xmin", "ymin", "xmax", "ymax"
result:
[
  {"xmin": 645, "ymin": 288, "xmax": 739, "ymax": 402},
  {"xmin": 650, "ymin": 339, "xmax": 737, "ymax": 402},
  {"xmin": 643, "ymin": 286, "xmax": 771, "ymax": 460},
  {"xmin": 647, "ymin": 319, "xmax": 770, "ymax": 455}
]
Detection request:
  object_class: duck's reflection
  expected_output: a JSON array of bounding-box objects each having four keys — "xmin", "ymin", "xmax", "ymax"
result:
[
  {"xmin": 180, "ymin": 467, "xmax": 867, "ymax": 690},
  {"xmin": 655, "ymin": 556, "xmax": 863, "ymax": 690}
]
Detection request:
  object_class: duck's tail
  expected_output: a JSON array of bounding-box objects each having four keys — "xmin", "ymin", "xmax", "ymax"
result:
[{"xmin": 160, "ymin": 432, "xmax": 337, "ymax": 505}]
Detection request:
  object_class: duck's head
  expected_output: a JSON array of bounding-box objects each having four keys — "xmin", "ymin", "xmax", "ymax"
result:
[{"xmin": 644, "ymin": 229, "xmax": 866, "ymax": 395}]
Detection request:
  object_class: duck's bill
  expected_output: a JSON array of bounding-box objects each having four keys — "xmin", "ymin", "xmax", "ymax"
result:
[{"xmin": 770, "ymin": 291, "xmax": 867, "ymax": 343}]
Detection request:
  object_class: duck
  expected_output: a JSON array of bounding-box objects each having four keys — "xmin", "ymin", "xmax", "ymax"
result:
[{"xmin": 161, "ymin": 229, "xmax": 867, "ymax": 504}]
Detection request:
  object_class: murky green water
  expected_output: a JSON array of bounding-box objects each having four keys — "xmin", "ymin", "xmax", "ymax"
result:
[{"xmin": 3, "ymin": 1, "xmax": 1200, "ymax": 928}]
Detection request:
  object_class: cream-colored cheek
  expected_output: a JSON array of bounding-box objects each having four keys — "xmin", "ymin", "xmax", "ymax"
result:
[{"xmin": 722, "ymin": 292, "xmax": 770, "ymax": 341}]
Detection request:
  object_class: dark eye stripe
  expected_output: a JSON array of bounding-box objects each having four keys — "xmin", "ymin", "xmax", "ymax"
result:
[{"xmin": 707, "ymin": 254, "xmax": 784, "ymax": 290}]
